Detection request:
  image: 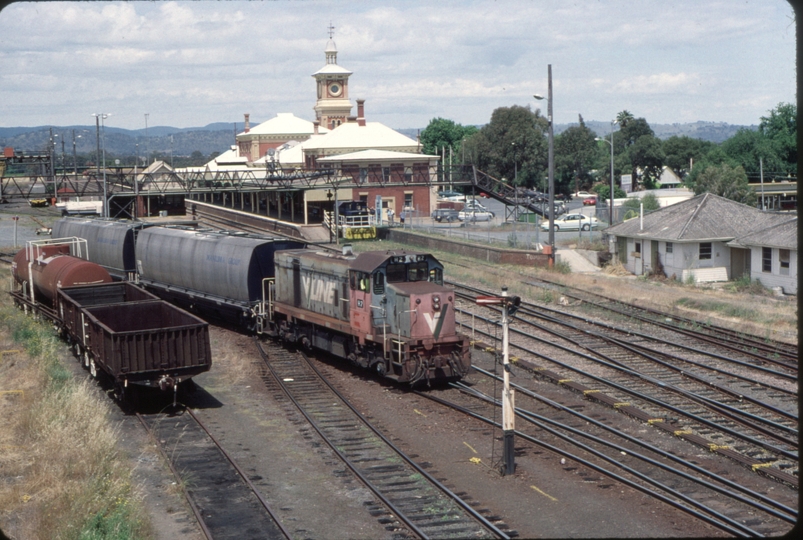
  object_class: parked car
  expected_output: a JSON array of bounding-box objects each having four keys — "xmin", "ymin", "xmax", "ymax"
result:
[
  {"xmin": 458, "ymin": 209, "xmax": 495, "ymax": 222},
  {"xmin": 338, "ymin": 200, "xmax": 370, "ymax": 216},
  {"xmin": 583, "ymin": 197, "xmax": 598, "ymax": 206},
  {"xmin": 437, "ymin": 190, "xmax": 465, "ymax": 202},
  {"xmin": 463, "ymin": 199, "xmax": 488, "ymax": 211},
  {"xmin": 431, "ymin": 208, "xmax": 459, "ymax": 223},
  {"xmin": 540, "ymin": 213, "xmax": 600, "ymax": 231},
  {"xmin": 573, "ymin": 191, "xmax": 595, "ymax": 199}
]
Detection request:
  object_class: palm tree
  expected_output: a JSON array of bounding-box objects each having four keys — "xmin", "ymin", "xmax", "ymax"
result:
[{"xmin": 616, "ymin": 110, "xmax": 634, "ymax": 128}]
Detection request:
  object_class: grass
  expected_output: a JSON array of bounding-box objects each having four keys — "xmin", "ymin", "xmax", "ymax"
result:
[{"xmin": 0, "ymin": 267, "xmax": 151, "ymax": 539}]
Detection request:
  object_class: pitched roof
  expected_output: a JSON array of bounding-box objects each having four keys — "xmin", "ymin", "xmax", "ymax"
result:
[
  {"xmin": 606, "ymin": 193, "xmax": 787, "ymax": 242},
  {"xmin": 304, "ymin": 121, "xmax": 419, "ymax": 152},
  {"xmin": 239, "ymin": 113, "xmax": 328, "ymax": 137},
  {"xmin": 728, "ymin": 217, "xmax": 798, "ymax": 250},
  {"xmin": 317, "ymin": 149, "xmax": 437, "ymax": 162}
]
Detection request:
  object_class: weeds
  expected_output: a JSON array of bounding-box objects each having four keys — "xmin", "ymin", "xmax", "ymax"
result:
[{"xmin": 0, "ymin": 292, "xmax": 150, "ymax": 539}]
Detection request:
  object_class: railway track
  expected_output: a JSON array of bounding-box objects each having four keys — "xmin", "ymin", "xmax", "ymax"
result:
[
  {"xmin": 450, "ymin": 281, "xmax": 798, "ymax": 487},
  {"xmin": 255, "ymin": 338, "xmax": 513, "ymax": 540},
  {"xmin": 137, "ymin": 407, "xmax": 292, "ymax": 540},
  {"xmin": 523, "ymin": 275, "xmax": 799, "ymax": 368},
  {"xmin": 415, "ymin": 372, "xmax": 796, "ymax": 537}
]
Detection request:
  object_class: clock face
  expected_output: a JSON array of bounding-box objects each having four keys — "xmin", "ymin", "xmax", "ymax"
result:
[{"xmin": 329, "ymin": 82, "xmax": 342, "ymax": 97}]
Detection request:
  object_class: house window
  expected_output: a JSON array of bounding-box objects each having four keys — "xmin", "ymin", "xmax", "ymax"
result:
[
  {"xmin": 762, "ymin": 247, "xmax": 772, "ymax": 272},
  {"xmin": 699, "ymin": 243, "xmax": 712, "ymax": 260},
  {"xmin": 665, "ymin": 242, "xmax": 673, "ymax": 254},
  {"xmin": 779, "ymin": 249, "xmax": 789, "ymax": 275},
  {"xmin": 404, "ymin": 193, "xmax": 414, "ymax": 209},
  {"xmin": 359, "ymin": 168, "xmax": 367, "ymax": 184}
]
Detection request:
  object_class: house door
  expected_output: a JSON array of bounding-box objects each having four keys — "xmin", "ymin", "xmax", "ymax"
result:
[
  {"xmin": 731, "ymin": 248, "xmax": 751, "ymax": 279},
  {"xmin": 634, "ymin": 241, "xmax": 643, "ymax": 275},
  {"xmin": 651, "ymin": 240, "xmax": 660, "ymax": 276}
]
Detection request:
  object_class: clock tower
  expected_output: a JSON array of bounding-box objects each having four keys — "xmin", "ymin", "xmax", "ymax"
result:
[{"xmin": 312, "ymin": 25, "xmax": 353, "ymax": 130}]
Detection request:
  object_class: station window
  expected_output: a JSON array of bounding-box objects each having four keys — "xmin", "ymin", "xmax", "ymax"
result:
[
  {"xmin": 762, "ymin": 247, "xmax": 772, "ymax": 273},
  {"xmin": 699, "ymin": 242, "xmax": 712, "ymax": 260}
]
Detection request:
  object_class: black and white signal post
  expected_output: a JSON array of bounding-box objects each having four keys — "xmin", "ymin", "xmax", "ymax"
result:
[{"xmin": 476, "ymin": 286, "xmax": 520, "ymax": 475}]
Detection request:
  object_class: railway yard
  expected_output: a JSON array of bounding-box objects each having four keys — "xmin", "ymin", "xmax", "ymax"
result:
[{"xmin": 0, "ymin": 205, "xmax": 799, "ymax": 539}]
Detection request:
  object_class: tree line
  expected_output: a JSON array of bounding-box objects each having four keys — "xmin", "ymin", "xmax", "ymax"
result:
[{"xmin": 419, "ymin": 102, "xmax": 796, "ymax": 206}]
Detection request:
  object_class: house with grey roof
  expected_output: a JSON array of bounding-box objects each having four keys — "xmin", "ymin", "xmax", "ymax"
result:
[
  {"xmin": 605, "ymin": 193, "xmax": 795, "ymax": 288},
  {"xmin": 727, "ymin": 217, "xmax": 797, "ymax": 294}
]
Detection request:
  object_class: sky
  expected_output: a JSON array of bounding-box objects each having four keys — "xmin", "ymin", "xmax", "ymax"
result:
[{"xmin": 0, "ymin": 1, "xmax": 796, "ymax": 131}]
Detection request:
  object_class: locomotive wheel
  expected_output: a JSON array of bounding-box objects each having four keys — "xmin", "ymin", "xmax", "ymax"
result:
[
  {"xmin": 374, "ymin": 361, "xmax": 387, "ymax": 377},
  {"xmin": 84, "ymin": 351, "xmax": 90, "ymax": 368},
  {"xmin": 89, "ymin": 360, "xmax": 97, "ymax": 378}
]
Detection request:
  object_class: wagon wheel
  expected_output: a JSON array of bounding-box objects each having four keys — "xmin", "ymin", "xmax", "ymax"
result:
[{"xmin": 373, "ymin": 359, "xmax": 387, "ymax": 377}]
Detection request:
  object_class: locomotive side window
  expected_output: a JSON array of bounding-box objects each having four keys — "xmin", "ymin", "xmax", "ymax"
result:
[
  {"xmin": 350, "ymin": 271, "xmax": 370, "ymax": 291},
  {"xmin": 407, "ymin": 262, "xmax": 429, "ymax": 282},
  {"xmin": 386, "ymin": 263, "xmax": 406, "ymax": 283},
  {"xmin": 429, "ymin": 267, "xmax": 443, "ymax": 285},
  {"xmin": 373, "ymin": 272, "xmax": 385, "ymax": 294}
]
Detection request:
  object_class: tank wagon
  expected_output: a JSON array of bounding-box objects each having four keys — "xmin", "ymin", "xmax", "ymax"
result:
[
  {"xmin": 134, "ymin": 226, "xmax": 305, "ymax": 330},
  {"xmin": 10, "ymin": 238, "xmax": 212, "ymax": 403},
  {"xmin": 271, "ymin": 246, "xmax": 471, "ymax": 384}
]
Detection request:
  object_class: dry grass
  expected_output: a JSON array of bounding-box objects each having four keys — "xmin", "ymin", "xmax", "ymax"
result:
[{"xmin": 0, "ymin": 267, "xmax": 151, "ymax": 539}]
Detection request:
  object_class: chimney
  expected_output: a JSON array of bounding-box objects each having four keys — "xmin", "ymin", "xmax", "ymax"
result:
[
  {"xmin": 357, "ymin": 99, "xmax": 365, "ymax": 126},
  {"xmin": 313, "ymin": 120, "xmax": 320, "ymax": 135},
  {"xmin": 244, "ymin": 113, "xmax": 250, "ymax": 133}
]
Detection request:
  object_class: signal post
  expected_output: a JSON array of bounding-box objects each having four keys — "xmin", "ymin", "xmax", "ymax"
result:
[{"xmin": 476, "ymin": 287, "xmax": 520, "ymax": 476}]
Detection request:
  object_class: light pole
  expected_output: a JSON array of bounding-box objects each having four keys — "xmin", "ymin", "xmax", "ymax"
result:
[
  {"xmin": 534, "ymin": 63, "xmax": 555, "ymax": 266},
  {"xmin": 92, "ymin": 113, "xmax": 111, "ymax": 218},
  {"xmin": 595, "ymin": 120, "xmax": 617, "ymax": 225}
]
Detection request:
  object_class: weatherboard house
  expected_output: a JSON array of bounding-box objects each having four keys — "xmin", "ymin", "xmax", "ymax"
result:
[{"xmin": 605, "ymin": 193, "xmax": 797, "ymax": 293}]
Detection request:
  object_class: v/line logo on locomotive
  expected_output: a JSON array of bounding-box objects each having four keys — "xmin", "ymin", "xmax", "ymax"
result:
[{"xmin": 303, "ymin": 274, "xmax": 339, "ymax": 305}]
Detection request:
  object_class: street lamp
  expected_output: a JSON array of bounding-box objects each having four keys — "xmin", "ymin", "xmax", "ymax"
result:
[
  {"xmin": 534, "ymin": 63, "xmax": 555, "ymax": 265},
  {"xmin": 595, "ymin": 120, "xmax": 618, "ymax": 225},
  {"xmin": 92, "ymin": 113, "xmax": 111, "ymax": 218}
]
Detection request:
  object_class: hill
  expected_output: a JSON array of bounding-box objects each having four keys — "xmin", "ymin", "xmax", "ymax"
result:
[{"xmin": 1, "ymin": 120, "xmax": 754, "ymax": 157}]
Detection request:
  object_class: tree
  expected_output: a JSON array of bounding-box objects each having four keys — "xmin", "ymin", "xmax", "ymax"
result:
[
  {"xmin": 693, "ymin": 164, "xmax": 756, "ymax": 206},
  {"xmin": 615, "ymin": 116, "xmax": 664, "ymax": 189},
  {"xmin": 464, "ymin": 105, "xmax": 548, "ymax": 188},
  {"xmin": 662, "ymin": 136, "xmax": 714, "ymax": 179},
  {"xmin": 419, "ymin": 117, "xmax": 478, "ymax": 161},
  {"xmin": 554, "ymin": 115, "xmax": 599, "ymax": 195},
  {"xmin": 593, "ymin": 183, "xmax": 627, "ymax": 202},
  {"xmin": 759, "ymin": 102, "xmax": 796, "ymax": 173},
  {"xmin": 622, "ymin": 193, "xmax": 661, "ymax": 212},
  {"xmin": 616, "ymin": 110, "xmax": 635, "ymax": 128}
]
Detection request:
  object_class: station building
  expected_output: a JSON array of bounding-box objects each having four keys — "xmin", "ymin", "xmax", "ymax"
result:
[{"xmin": 198, "ymin": 31, "xmax": 441, "ymax": 225}]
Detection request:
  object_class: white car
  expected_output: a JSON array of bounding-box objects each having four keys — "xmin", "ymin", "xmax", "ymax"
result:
[
  {"xmin": 573, "ymin": 191, "xmax": 595, "ymax": 199},
  {"xmin": 540, "ymin": 213, "xmax": 599, "ymax": 231},
  {"xmin": 458, "ymin": 209, "xmax": 495, "ymax": 222}
]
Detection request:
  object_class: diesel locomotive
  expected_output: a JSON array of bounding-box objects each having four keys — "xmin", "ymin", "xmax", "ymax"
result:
[
  {"xmin": 271, "ymin": 246, "xmax": 471, "ymax": 384},
  {"xmin": 50, "ymin": 217, "xmax": 471, "ymax": 384}
]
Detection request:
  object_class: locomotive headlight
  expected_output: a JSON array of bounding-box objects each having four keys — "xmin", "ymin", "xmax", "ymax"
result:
[{"xmin": 433, "ymin": 295, "xmax": 441, "ymax": 311}]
